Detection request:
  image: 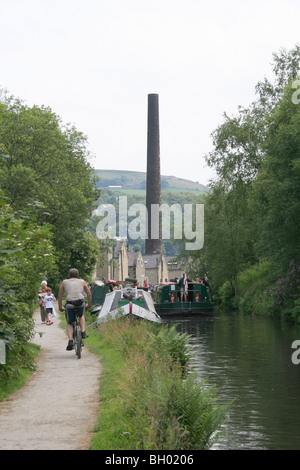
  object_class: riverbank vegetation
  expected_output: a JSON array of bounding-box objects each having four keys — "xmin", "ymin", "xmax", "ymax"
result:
[
  {"xmin": 184, "ymin": 45, "xmax": 300, "ymax": 321},
  {"xmin": 84, "ymin": 314, "xmax": 227, "ymax": 450}
]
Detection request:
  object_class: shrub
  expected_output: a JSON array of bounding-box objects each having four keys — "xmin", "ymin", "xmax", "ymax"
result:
[
  {"xmin": 0, "ymin": 193, "xmax": 56, "ymax": 380},
  {"xmin": 218, "ymin": 281, "xmax": 235, "ymax": 309},
  {"xmin": 263, "ymin": 260, "xmax": 300, "ymax": 321},
  {"xmin": 237, "ymin": 261, "xmax": 272, "ymax": 293}
]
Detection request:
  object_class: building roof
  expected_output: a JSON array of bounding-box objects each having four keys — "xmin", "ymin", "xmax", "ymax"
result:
[
  {"xmin": 127, "ymin": 247, "xmax": 143, "ymax": 267},
  {"xmin": 113, "ymin": 238, "xmax": 127, "ymax": 258}
]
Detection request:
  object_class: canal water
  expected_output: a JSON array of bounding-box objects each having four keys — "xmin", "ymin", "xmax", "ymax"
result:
[{"xmin": 168, "ymin": 311, "xmax": 300, "ymax": 450}]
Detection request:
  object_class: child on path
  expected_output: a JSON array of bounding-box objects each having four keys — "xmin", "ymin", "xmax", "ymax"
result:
[{"xmin": 44, "ymin": 287, "xmax": 56, "ymax": 325}]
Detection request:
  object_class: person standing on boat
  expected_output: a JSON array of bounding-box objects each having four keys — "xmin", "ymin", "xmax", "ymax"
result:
[{"xmin": 178, "ymin": 273, "xmax": 191, "ymax": 302}]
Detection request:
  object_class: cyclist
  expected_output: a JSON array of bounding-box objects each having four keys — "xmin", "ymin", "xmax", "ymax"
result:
[{"xmin": 58, "ymin": 268, "xmax": 92, "ymax": 351}]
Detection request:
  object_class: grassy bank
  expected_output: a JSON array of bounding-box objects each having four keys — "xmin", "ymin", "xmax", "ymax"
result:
[
  {"xmin": 218, "ymin": 261, "xmax": 300, "ymax": 322},
  {"xmin": 84, "ymin": 313, "xmax": 227, "ymax": 450}
]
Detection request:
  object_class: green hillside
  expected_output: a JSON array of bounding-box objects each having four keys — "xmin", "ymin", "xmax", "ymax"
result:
[
  {"xmin": 94, "ymin": 169, "xmax": 208, "ymax": 193},
  {"xmin": 93, "ymin": 169, "xmax": 208, "ymax": 256}
]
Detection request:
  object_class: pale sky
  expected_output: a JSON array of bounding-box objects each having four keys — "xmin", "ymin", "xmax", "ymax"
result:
[{"xmin": 1, "ymin": 0, "xmax": 299, "ymax": 185}]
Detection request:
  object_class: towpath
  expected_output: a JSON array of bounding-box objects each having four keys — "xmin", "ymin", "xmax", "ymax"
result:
[{"xmin": 0, "ymin": 303, "xmax": 101, "ymax": 450}]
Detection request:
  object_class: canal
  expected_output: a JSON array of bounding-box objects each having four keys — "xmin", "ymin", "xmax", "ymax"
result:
[{"xmin": 169, "ymin": 311, "xmax": 300, "ymax": 450}]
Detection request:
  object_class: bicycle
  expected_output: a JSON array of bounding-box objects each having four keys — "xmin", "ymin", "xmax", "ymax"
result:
[{"xmin": 72, "ymin": 308, "xmax": 83, "ymax": 359}]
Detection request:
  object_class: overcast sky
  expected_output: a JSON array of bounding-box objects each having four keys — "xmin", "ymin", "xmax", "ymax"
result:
[{"xmin": 1, "ymin": 0, "xmax": 299, "ymax": 185}]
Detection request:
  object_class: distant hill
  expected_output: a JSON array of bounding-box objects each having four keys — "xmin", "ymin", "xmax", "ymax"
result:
[
  {"xmin": 93, "ymin": 169, "xmax": 208, "ymax": 257},
  {"xmin": 94, "ymin": 169, "xmax": 208, "ymax": 193}
]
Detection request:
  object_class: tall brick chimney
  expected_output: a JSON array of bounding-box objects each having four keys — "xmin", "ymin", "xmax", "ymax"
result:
[{"xmin": 145, "ymin": 93, "xmax": 162, "ymax": 255}]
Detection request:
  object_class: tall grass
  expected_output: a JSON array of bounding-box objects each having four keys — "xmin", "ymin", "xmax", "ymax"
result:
[{"xmin": 86, "ymin": 316, "xmax": 227, "ymax": 450}]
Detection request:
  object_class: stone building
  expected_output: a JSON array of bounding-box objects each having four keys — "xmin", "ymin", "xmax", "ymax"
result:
[
  {"xmin": 166, "ymin": 257, "xmax": 186, "ymax": 281},
  {"xmin": 95, "ymin": 238, "xmax": 171, "ymax": 287},
  {"xmin": 95, "ymin": 238, "xmax": 128, "ymax": 282},
  {"xmin": 143, "ymin": 253, "xmax": 169, "ymax": 286},
  {"xmin": 128, "ymin": 247, "xmax": 146, "ymax": 283}
]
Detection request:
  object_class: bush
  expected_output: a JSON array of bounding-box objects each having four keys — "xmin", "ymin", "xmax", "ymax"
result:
[
  {"xmin": 218, "ymin": 281, "xmax": 235, "ymax": 309},
  {"xmin": 0, "ymin": 192, "xmax": 57, "ymax": 380},
  {"xmin": 238, "ymin": 288, "xmax": 277, "ymax": 317},
  {"xmin": 237, "ymin": 261, "xmax": 272, "ymax": 293},
  {"xmin": 219, "ymin": 261, "xmax": 282, "ymax": 317},
  {"xmin": 260, "ymin": 260, "xmax": 300, "ymax": 321},
  {"xmin": 290, "ymin": 298, "xmax": 300, "ymax": 323}
]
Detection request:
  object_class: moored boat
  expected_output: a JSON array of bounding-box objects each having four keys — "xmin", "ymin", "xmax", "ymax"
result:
[
  {"xmin": 152, "ymin": 281, "xmax": 214, "ymax": 316},
  {"xmin": 95, "ymin": 279, "xmax": 162, "ymax": 324}
]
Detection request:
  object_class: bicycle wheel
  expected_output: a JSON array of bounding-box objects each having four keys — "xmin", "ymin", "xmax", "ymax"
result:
[{"xmin": 74, "ymin": 324, "xmax": 82, "ymax": 359}]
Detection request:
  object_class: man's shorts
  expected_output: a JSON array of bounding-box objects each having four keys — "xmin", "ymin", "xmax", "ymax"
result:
[{"xmin": 65, "ymin": 303, "xmax": 85, "ymax": 324}]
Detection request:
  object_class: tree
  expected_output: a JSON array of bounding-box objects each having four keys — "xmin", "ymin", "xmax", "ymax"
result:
[
  {"xmin": 255, "ymin": 45, "xmax": 300, "ymax": 112},
  {"xmin": 201, "ymin": 182, "xmax": 255, "ymax": 295},
  {"xmin": 253, "ymin": 82, "xmax": 300, "ymax": 274},
  {"xmin": 201, "ymin": 45, "xmax": 300, "ymax": 298},
  {"xmin": 206, "ymin": 105, "xmax": 265, "ymax": 186},
  {"xmin": 0, "ymin": 91, "xmax": 100, "ymax": 280},
  {"xmin": 206, "ymin": 45, "xmax": 300, "ymax": 187}
]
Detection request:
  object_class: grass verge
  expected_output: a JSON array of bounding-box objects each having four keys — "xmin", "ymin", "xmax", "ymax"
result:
[{"xmin": 83, "ymin": 312, "xmax": 228, "ymax": 450}]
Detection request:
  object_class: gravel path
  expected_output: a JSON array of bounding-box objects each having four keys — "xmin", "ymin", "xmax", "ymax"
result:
[{"xmin": 0, "ymin": 303, "xmax": 102, "ymax": 450}]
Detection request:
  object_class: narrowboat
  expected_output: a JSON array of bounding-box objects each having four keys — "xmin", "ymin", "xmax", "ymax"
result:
[
  {"xmin": 90, "ymin": 280, "xmax": 110, "ymax": 306},
  {"xmin": 152, "ymin": 281, "xmax": 214, "ymax": 316},
  {"xmin": 94, "ymin": 279, "xmax": 162, "ymax": 324}
]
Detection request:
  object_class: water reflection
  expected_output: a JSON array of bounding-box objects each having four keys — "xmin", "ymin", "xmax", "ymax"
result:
[{"xmin": 167, "ymin": 311, "xmax": 300, "ymax": 450}]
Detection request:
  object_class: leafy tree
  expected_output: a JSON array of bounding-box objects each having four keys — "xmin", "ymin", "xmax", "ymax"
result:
[
  {"xmin": 186, "ymin": 182, "xmax": 255, "ymax": 296},
  {"xmin": 199, "ymin": 45, "xmax": 300, "ymax": 304},
  {"xmin": 253, "ymin": 82, "xmax": 300, "ymax": 274},
  {"xmin": 206, "ymin": 105, "xmax": 265, "ymax": 186},
  {"xmin": 255, "ymin": 45, "xmax": 300, "ymax": 112},
  {"xmin": 205, "ymin": 45, "xmax": 300, "ymax": 187},
  {"xmin": 0, "ymin": 91, "xmax": 100, "ymax": 280}
]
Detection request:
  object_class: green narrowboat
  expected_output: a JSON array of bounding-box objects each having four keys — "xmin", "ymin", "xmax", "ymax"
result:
[
  {"xmin": 90, "ymin": 278, "xmax": 162, "ymax": 323},
  {"xmin": 91, "ymin": 281, "xmax": 110, "ymax": 306},
  {"xmin": 96, "ymin": 283, "xmax": 162, "ymax": 324},
  {"xmin": 152, "ymin": 281, "xmax": 214, "ymax": 316}
]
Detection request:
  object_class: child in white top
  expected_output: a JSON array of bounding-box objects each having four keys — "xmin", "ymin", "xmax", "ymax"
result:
[{"xmin": 44, "ymin": 288, "xmax": 56, "ymax": 325}]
